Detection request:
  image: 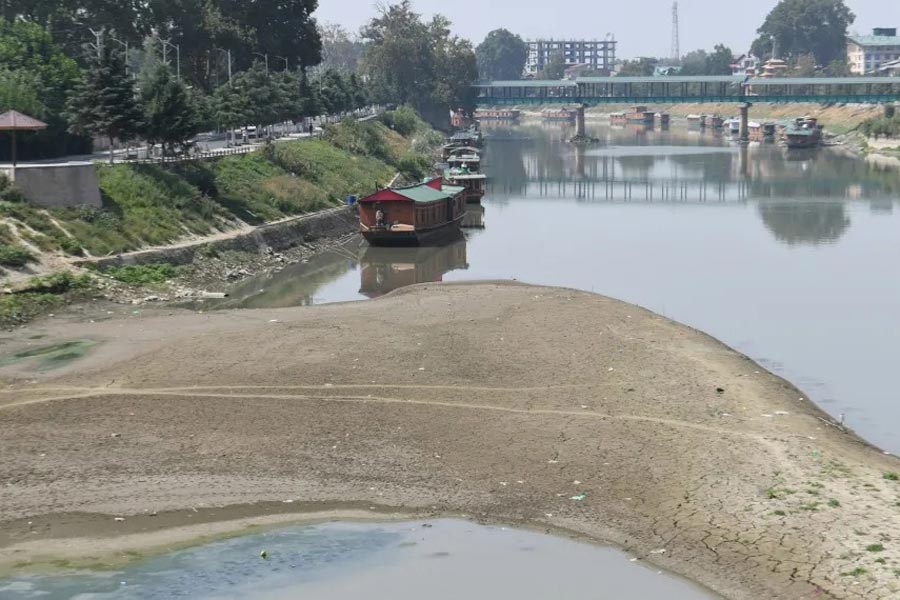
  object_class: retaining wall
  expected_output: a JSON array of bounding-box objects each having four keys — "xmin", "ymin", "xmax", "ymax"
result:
[
  {"xmin": 1, "ymin": 163, "xmax": 102, "ymax": 208},
  {"xmin": 76, "ymin": 206, "xmax": 358, "ymax": 270}
]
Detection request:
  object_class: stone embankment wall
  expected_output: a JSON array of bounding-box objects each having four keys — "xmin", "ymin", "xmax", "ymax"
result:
[
  {"xmin": 0, "ymin": 163, "xmax": 102, "ymax": 208},
  {"xmin": 76, "ymin": 206, "xmax": 358, "ymax": 270}
]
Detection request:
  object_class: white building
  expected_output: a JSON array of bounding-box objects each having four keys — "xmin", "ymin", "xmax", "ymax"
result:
[
  {"xmin": 847, "ymin": 28, "xmax": 900, "ymax": 74},
  {"xmin": 730, "ymin": 53, "xmax": 760, "ymax": 76},
  {"xmin": 524, "ymin": 39, "xmax": 617, "ymax": 77}
]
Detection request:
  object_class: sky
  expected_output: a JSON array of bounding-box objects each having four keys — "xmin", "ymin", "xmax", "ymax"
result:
[{"xmin": 314, "ymin": 0, "xmax": 900, "ymax": 58}]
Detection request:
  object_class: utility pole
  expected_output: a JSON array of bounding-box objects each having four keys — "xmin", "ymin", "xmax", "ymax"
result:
[
  {"xmin": 110, "ymin": 37, "xmax": 129, "ymax": 76},
  {"xmin": 276, "ymin": 56, "xmax": 289, "ymax": 72},
  {"xmin": 88, "ymin": 28, "xmax": 104, "ymax": 60},
  {"xmin": 671, "ymin": 2, "xmax": 680, "ymax": 63},
  {"xmin": 253, "ymin": 52, "xmax": 269, "ymax": 74},
  {"xmin": 161, "ymin": 39, "xmax": 181, "ymax": 80}
]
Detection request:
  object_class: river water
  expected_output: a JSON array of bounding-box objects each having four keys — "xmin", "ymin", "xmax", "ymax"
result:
[
  {"xmin": 211, "ymin": 121, "xmax": 900, "ymax": 455},
  {"xmin": 1, "ymin": 520, "xmax": 716, "ymax": 599}
]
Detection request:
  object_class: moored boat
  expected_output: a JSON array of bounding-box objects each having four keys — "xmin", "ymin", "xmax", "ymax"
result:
[
  {"xmin": 782, "ymin": 117, "xmax": 823, "ymax": 149},
  {"xmin": 724, "ymin": 117, "xmax": 741, "ymax": 135},
  {"xmin": 748, "ymin": 122, "xmax": 776, "ymax": 143},
  {"xmin": 359, "ymin": 178, "xmax": 466, "ymax": 246},
  {"xmin": 475, "ymin": 108, "xmax": 520, "ymax": 122},
  {"xmin": 541, "ymin": 108, "xmax": 577, "ymax": 123},
  {"xmin": 447, "ymin": 151, "xmax": 481, "ymax": 173},
  {"xmin": 686, "ymin": 114, "xmax": 705, "ymax": 129},
  {"xmin": 704, "ymin": 115, "xmax": 724, "ymax": 129},
  {"xmin": 610, "ymin": 112, "xmax": 627, "ymax": 126},
  {"xmin": 626, "ymin": 105, "xmax": 655, "ymax": 124},
  {"xmin": 445, "ymin": 167, "xmax": 486, "ymax": 203},
  {"xmin": 657, "ymin": 112, "xmax": 670, "ymax": 129}
]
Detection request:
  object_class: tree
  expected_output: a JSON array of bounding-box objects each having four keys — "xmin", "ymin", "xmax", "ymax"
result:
[
  {"xmin": 791, "ymin": 53, "xmax": 818, "ymax": 76},
  {"xmin": 320, "ymin": 23, "xmax": 366, "ymax": 73},
  {"xmin": 0, "ymin": 19, "xmax": 87, "ymax": 160},
  {"xmin": 361, "ymin": 1, "xmax": 476, "ymax": 121},
  {"xmin": 617, "ymin": 57, "xmax": 658, "ymax": 77},
  {"xmin": 214, "ymin": 78, "xmax": 251, "ymax": 146},
  {"xmin": 539, "ymin": 51, "xmax": 567, "ymax": 80},
  {"xmin": 706, "ymin": 44, "xmax": 735, "ymax": 75},
  {"xmin": 679, "ymin": 49, "xmax": 709, "ymax": 76},
  {"xmin": 475, "ymin": 28, "xmax": 527, "ymax": 80},
  {"xmin": 67, "ymin": 45, "xmax": 143, "ymax": 163},
  {"xmin": 140, "ymin": 62, "xmax": 202, "ymax": 157},
  {"xmin": 751, "ymin": 0, "xmax": 855, "ymax": 65}
]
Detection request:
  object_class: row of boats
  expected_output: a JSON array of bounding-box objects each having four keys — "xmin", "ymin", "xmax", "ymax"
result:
[
  {"xmin": 358, "ymin": 128, "xmax": 486, "ymax": 247},
  {"xmin": 685, "ymin": 113, "xmax": 823, "ymax": 149}
]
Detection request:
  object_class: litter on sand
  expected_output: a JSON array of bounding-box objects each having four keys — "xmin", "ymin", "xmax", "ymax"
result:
[
  {"xmin": 569, "ymin": 494, "xmax": 587, "ymax": 501},
  {"xmin": 650, "ymin": 548, "xmax": 667, "ymax": 555}
]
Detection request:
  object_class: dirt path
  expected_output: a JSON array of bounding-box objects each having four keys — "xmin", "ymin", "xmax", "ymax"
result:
[{"xmin": 0, "ymin": 281, "xmax": 898, "ymax": 599}]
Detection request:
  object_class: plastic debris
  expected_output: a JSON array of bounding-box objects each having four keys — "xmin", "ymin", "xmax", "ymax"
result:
[
  {"xmin": 570, "ymin": 494, "xmax": 587, "ymax": 501},
  {"xmin": 650, "ymin": 548, "xmax": 666, "ymax": 555},
  {"xmin": 260, "ymin": 550, "xmax": 267, "ymax": 559},
  {"xmin": 716, "ymin": 387, "xmax": 725, "ymax": 394},
  {"xmin": 114, "ymin": 517, "xmax": 125, "ymax": 522},
  {"xmin": 774, "ymin": 411, "xmax": 789, "ymax": 416}
]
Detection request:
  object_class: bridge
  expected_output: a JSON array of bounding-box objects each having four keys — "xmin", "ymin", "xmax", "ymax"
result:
[{"xmin": 475, "ymin": 76, "xmax": 900, "ymax": 105}]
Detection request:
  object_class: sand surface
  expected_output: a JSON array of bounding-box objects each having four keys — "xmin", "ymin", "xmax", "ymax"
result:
[{"xmin": 1, "ymin": 281, "xmax": 898, "ymax": 599}]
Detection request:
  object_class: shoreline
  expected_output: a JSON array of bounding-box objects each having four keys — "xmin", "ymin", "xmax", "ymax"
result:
[{"xmin": 1, "ymin": 281, "xmax": 898, "ymax": 599}]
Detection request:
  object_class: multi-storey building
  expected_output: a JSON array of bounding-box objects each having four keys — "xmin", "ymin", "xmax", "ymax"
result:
[
  {"xmin": 524, "ymin": 39, "xmax": 617, "ymax": 77},
  {"xmin": 847, "ymin": 28, "xmax": 900, "ymax": 74}
]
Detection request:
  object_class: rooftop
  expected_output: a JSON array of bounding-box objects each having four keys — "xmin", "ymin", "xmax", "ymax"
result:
[{"xmin": 848, "ymin": 35, "xmax": 900, "ymax": 47}]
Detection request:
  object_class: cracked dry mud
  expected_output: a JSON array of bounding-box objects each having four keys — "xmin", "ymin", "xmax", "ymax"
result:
[{"xmin": 0, "ymin": 281, "xmax": 898, "ymax": 599}]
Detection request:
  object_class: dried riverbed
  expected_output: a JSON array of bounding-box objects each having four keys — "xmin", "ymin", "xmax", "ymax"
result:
[{"xmin": 1, "ymin": 282, "xmax": 898, "ymax": 599}]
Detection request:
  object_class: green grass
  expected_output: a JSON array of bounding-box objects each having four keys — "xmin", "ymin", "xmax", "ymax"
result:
[
  {"xmin": 104, "ymin": 263, "xmax": 184, "ymax": 285},
  {"xmin": 884, "ymin": 472, "xmax": 899, "ymax": 481},
  {"xmin": 827, "ymin": 498, "xmax": 841, "ymax": 508},
  {"xmin": 841, "ymin": 567, "xmax": 867, "ymax": 577},
  {"xmin": 0, "ymin": 243, "xmax": 34, "ymax": 267},
  {"xmin": 866, "ymin": 543, "xmax": 885, "ymax": 553}
]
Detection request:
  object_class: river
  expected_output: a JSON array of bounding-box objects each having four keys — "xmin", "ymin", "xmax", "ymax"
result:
[{"xmin": 208, "ymin": 121, "xmax": 900, "ymax": 455}]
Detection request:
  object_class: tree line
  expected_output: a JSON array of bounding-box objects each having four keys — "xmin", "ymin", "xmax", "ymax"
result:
[{"xmin": 1, "ymin": 1, "xmax": 479, "ymax": 162}]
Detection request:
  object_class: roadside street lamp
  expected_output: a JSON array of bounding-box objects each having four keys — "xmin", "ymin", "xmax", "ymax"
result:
[
  {"xmin": 253, "ymin": 52, "xmax": 269, "ymax": 74},
  {"xmin": 275, "ymin": 56, "xmax": 289, "ymax": 72},
  {"xmin": 161, "ymin": 38, "xmax": 181, "ymax": 80}
]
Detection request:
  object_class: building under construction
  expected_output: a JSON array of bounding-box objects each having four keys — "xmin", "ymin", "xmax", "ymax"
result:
[{"xmin": 524, "ymin": 39, "xmax": 617, "ymax": 76}]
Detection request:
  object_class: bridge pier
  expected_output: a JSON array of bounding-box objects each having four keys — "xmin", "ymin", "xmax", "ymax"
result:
[
  {"xmin": 575, "ymin": 105, "xmax": 586, "ymax": 139},
  {"xmin": 739, "ymin": 103, "xmax": 751, "ymax": 143}
]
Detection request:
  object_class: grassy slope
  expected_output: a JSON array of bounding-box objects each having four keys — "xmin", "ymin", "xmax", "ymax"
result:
[{"xmin": 0, "ymin": 117, "xmax": 429, "ymax": 265}]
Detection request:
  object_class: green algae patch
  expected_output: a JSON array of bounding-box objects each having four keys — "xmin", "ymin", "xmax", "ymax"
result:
[{"xmin": 0, "ymin": 339, "xmax": 97, "ymax": 370}]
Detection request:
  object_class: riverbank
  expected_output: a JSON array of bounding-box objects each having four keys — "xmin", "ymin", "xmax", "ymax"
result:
[{"xmin": 1, "ymin": 281, "xmax": 898, "ymax": 599}]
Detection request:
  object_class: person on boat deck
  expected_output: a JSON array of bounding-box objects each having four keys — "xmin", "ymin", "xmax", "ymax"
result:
[{"xmin": 375, "ymin": 207, "xmax": 385, "ymax": 227}]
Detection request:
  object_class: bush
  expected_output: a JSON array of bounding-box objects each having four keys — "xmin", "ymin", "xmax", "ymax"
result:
[
  {"xmin": 397, "ymin": 152, "xmax": 431, "ymax": 181},
  {"xmin": 24, "ymin": 271, "xmax": 92, "ymax": 293},
  {"xmin": 0, "ymin": 243, "xmax": 33, "ymax": 267},
  {"xmin": 0, "ymin": 174, "xmax": 25, "ymax": 203},
  {"xmin": 104, "ymin": 263, "xmax": 183, "ymax": 285},
  {"xmin": 380, "ymin": 106, "xmax": 422, "ymax": 136}
]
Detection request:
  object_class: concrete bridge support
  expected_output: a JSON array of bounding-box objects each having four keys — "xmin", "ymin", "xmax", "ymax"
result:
[
  {"xmin": 739, "ymin": 103, "xmax": 751, "ymax": 143},
  {"xmin": 575, "ymin": 105, "xmax": 586, "ymax": 139}
]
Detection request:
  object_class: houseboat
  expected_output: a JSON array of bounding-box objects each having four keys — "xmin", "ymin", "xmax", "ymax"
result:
[
  {"xmin": 443, "ymin": 145, "xmax": 481, "ymax": 162},
  {"xmin": 748, "ymin": 122, "xmax": 777, "ymax": 143},
  {"xmin": 724, "ymin": 117, "xmax": 741, "ymax": 136},
  {"xmin": 450, "ymin": 110, "xmax": 473, "ymax": 129},
  {"xmin": 541, "ymin": 108, "xmax": 577, "ymax": 123},
  {"xmin": 445, "ymin": 128, "xmax": 482, "ymax": 150},
  {"xmin": 474, "ymin": 108, "xmax": 520, "ymax": 122},
  {"xmin": 782, "ymin": 117, "xmax": 822, "ymax": 149},
  {"xmin": 358, "ymin": 177, "xmax": 466, "ymax": 246},
  {"xmin": 704, "ymin": 115, "xmax": 724, "ymax": 129},
  {"xmin": 687, "ymin": 114, "xmax": 705, "ymax": 129},
  {"xmin": 626, "ymin": 106, "xmax": 655, "ymax": 124},
  {"xmin": 445, "ymin": 167, "xmax": 486, "ymax": 203},
  {"xmin": 447, "ymin": 151, "xmax": 481, "ymax": 173},
  {"xmin": 610, "ymin": 112, "xmax": 627, "ymax": 126},
  {"xmin": 657, "ymin": 112, "xmax": 670, "ymax": 129}
]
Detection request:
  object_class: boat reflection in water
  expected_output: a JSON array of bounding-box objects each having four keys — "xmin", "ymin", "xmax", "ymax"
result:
[
  {"xmin": 359, "ymin": 234, "xmax": 469, "ymax": 298},
  {"xmin": 462, "ymin": 202, "xmax": 485, "ymax": 229}
]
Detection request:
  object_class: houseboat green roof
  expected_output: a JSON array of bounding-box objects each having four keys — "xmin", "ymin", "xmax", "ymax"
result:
[
  {"xmin": 747, "ymin": 76, "xmax": 900, "ymax": 85},
  {"xmin": 473, "ymin": 80, "xmax": 579, "ymax": 88}
]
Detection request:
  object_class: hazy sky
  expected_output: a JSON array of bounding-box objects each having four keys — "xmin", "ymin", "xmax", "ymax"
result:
[{"xmin": 315, "ymin": 0, "xmax": 900, "ymax": 58}]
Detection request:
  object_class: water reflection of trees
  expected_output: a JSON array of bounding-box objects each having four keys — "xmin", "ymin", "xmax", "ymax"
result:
[{"xmin": 757, "ymin": 202, "xmax": 851, "ymax": 246}]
